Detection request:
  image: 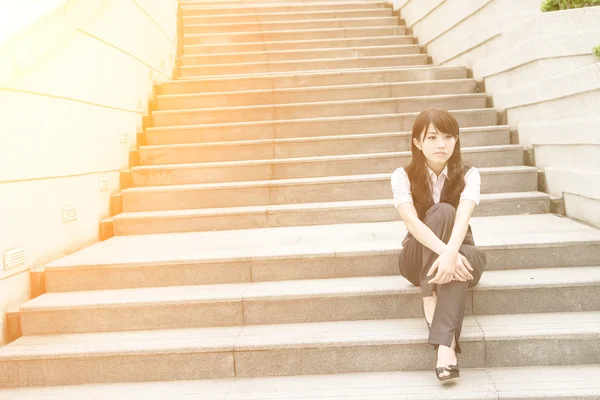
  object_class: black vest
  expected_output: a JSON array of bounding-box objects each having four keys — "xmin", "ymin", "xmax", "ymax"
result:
[{"xmin": 402, "ymin": 165, "xmax": 475, "ymax": 247}]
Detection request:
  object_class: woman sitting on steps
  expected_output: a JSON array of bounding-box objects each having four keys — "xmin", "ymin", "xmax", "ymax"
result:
[{"xmin": 391, "ymin": 108, "xmax": 487, "ymax": 383}]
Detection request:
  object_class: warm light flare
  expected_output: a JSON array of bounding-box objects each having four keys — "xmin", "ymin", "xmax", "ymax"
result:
[{"xmin": 0, "ymin": 0, "xmax": 64, "ymax": 42}]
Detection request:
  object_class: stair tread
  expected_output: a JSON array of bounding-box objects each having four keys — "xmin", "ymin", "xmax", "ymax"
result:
[
  {"xmin": 157, "ymin": 78, "xmax": 474, "ymax": 99},
  {"xmin": 180, "ymin": 53, "xmax": 423, "ymax": 71},
  {"xmin": 180, "ymin": 44, "xmax": 418, "ymax": 60},
  {"xmin": 1, "ymin": 365, "xmax": 599, "ymax": 399},
  {"xmin": 142, "ymin": 125, "xmax": 509, "ymax": 149},
  {"xmin": 178, "ymin": 64, "xmax": 442, "ymax": 80},
  {"xmin": 183, "ymin": 34, "xmax": 413, "ymax": 51},
  {"xmin": 181, "ymin": 1, "xmax": 390, "ymax": 10},
  {"xmin": 126, "ymin": 166, "xmax": 536, "ymax": 192},
  {"xmin": 183, "ymin": 24, "xmax": 405, "ymax": 39},
  {"xmin": 135, "ymin": 144, "xmax": 521, "ymax": 168},
  {"xmin": 184, "ymin": 15, "xmax": 397, "ymax": 28},
  {"xmin": 151, "ymin": 93, "xmax": 485, "ymax": 115},
  {"xmin": 2, "ymin": 311, "xmax": 600, "ymax": 359},
  {"xmin": 182, "ymin": 6, "xmax": 389, "ymax": 19},
  {"xmin": 22, "ymin": 266, "xmax": 600, "ymax": 311},
  {"xmin": 114, "ymin": 192, "xmax": 549, "ymax": 218},
  {"xmin": 142, "ymin": 125, "xmax": 508, "ymax": 149},
  {"xmin": 172, "ymin": 64, "xmax": 459, "ymax": 82},
  {"xmin": 46, "ymin": 214, "xmax": 600, "ymax": 270},
  {"xmin": 147, "ymin": 107, "xmax": 495, "ymax": 130}
]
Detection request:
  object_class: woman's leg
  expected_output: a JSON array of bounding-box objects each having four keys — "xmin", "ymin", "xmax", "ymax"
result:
[
  {"xmin": 398, "ymin": 203, "xmax": 457, "ymax": 333},
  {"xmin": 399, "ymin": 203, "xmax": 487, "ymax": 377},
  {"xmin": 399, "ymin": 203, "xmax": 486, "ymax": 351},
  {"xmin": 398, "ymin": 225, "xmax": 437, "ymax": 327},
  {"xmin": 431, "ymin": 243, "xmax": 487, "ymax": 351}
]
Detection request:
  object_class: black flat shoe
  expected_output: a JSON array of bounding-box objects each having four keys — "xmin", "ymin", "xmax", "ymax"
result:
[{"xmin": 435, "ymin": 365, "xmax": 460, "ymax": 383}]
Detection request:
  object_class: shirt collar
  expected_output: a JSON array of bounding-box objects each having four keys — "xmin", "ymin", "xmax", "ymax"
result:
[{"xmin": 426, "ymin": 166, "xmax": 449, "ymax": 182}]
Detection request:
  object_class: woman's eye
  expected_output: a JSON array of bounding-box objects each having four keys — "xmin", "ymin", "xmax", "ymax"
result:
[
  {"xmin": 445, "ymin": 135, "xmax": 453, "ymax": 140},
  {"xmin": 427, "ymin": 136, "xmax": 436, "ymax": 140}
]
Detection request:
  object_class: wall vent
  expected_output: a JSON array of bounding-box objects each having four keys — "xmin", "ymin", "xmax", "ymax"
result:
[
  {"xmin": 62, "ymin": 205, "xmax": 77, "ymax": 223},
  {"xmin": 4, "ymin": 247, "xmax": 25, "ymax": 271},
  {"xmin": 99, "ymin": 178, "xmax": 109, "ymax": 192},
  {"xmin": 120, "ymin": 132, "xmax": 129, "ymax": 144}
]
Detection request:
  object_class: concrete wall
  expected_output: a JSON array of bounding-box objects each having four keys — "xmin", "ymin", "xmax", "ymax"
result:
[
  {"xmin": 0, "ymin": 0, "xmax": 178, "ymax": 343},
  {"xmin": 395, "ymin": 0, "xmax": 600, "ymax": 228}
]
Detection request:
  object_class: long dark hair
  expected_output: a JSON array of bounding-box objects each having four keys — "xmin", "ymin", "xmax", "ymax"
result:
[{"xmin": 405, "ymin": 108, "xmax": 466, "ymax": 209}]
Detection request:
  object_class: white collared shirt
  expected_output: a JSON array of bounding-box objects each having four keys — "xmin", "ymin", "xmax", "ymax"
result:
[{"xmin": 391, "ymin": 166, "xmax": 481, "ymax": 209}]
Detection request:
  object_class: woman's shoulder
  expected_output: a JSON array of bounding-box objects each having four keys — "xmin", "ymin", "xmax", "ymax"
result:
[
  {"xmin": 392, "ymin": 167, "xmax": 407, "ymax": 175},
  {"xmin": 391, "ymin": 167, "xmax": 410, "ymax": 185},
  {"xmin": 463, "ymin": 165, "xmax": 480, "ymax": 176},
  {"xmin": 391, "ymin": 167, "xmax": 409, "ymax": 179},
  {"xmin": 463, "ymin": 165, "xmax": 481, "ymax": 183}
]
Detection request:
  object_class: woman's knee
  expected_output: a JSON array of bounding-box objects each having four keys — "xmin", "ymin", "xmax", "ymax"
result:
[{"xmin": 423, "ymin": 203, "xmax": 455, "ymax": 228}]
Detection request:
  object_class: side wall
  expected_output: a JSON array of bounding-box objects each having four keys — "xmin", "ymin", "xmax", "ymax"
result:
[
  {"xmin": 0, "ymin": 0, "xmax": 178, "ymax": 343},
  {"xmin": 394, "ymin": 0, "xmax": 600, "ymax": 227}
]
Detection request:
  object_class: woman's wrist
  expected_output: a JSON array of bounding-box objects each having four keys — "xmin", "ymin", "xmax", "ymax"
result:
[
  {"xmin": 442, "ymin": 246, "xmax": 459, "ymax": 255},
  {"xmin": 442, "ymin": 247, "xmax": 458, "ymax": 257}
]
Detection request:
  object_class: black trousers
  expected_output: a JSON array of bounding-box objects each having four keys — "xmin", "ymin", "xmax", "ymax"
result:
[{"xmin": 398, "ymin": 203, "xmax": 487, "ymax": 353}]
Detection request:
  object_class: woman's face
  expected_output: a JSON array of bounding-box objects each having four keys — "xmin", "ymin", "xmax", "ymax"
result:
[{"xmin": 413, "ymin": 123, "xmax": 457, "ymax": 166}]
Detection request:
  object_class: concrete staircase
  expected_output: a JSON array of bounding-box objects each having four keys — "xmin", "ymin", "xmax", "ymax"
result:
[{"xmin": 1, "ymin": 0, "xmax": 600, "ymax": 398}]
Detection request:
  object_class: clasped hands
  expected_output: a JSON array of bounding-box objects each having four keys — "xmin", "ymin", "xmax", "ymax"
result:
[{"xmin": 427, "ymin": 250, "xmax": 474, "ymax": 285}]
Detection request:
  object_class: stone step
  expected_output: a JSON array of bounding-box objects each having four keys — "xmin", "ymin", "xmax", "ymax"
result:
[
  {"xmin": 139, "ymin": 127, "xmax": 509, "ymax": 166},
  {"xmin": 137, "ymin": 141, "xmax": 522, "ymax": 172},
  {"xmin": 152, "ymin": 93, "xmax": 485, "ymax": 126},
  {"xmin": 1, "ymin": 311, "xmax": 599, "ymax": 386},
  {"xmin": 1, "ymin": 365, "xmax": 599, "ymax": 399},
  {"xmin": 181, "ymin": 2, "xmax": 391, "ymax": 17},
  {"xmin": 124, "ymin": 167, "xmax": 537, "ymax": 212},
  {"xmin": 135, "ymin": 128, "xmax": 512, "ymax": 181},
  {"xmin": 18, "ymin": 267, "xmax": 600, "ymax": 335},
  {"xmin": 182, "ymin": 7, "xmax": 392, "ymax": 25},
  {"xmin": 183, "ymin": 16, "xmax": 399, "ymax": 35},
  {"xmin": 156, "ymin": 78, "xmax": 475, "ymax": 110},
  {"xmin": 180, "ymin": 44, "xmax": 421, "ymax": 66},
  {"xmin": 112, "ymin": 192, "xmax": 549, "ymax": 235},
  {"xmin": 183, "ymin": 25, "xmax": 406, "ymax": 46},
  {"xmin": 182, "ymin": 0, "xmax": 389, "ymax": 8},
  {"xmin": 179, "ymin": 53, "xmax": 426, "ymax": 77},
  {"xmin": 181, "ymin": 0, "xmax": 388, "ymax": 5},
  {"xmin": 183, "ymin": 35, "xmax": 415, "ymax": 55},
  {"xmin": 145, "ymin": 108, "xmax": 499, "ymax": 145},
  {"xmin": 137, "ymin": 129, "xmax": 511, "ymax": 180},
  {"xmin": 41, "ymin": 214, "xmax": 600, "ymax": 291},
  {"xmin": 158, "ymin": 65, "xmax": 466, "ymax": 95},
  {"xmin": 145, "ymin": 120, "xmax": 506, "ymax": 149}
]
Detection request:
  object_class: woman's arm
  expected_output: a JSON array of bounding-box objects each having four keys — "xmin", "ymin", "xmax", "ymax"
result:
[
  {"xmin": 397, "ymin": 203, "xmax": 447, "ymax": 255},
  {"xmin": 446, "ymin": 167, "xmax": 481, "ymax": 253},
  {"xmin": 445, "ymin": 199, "xmax": 476, "ymax": 254},
  {"xmin": 428, "ymin": 168, "xmax": 481, "ymax": 284}
]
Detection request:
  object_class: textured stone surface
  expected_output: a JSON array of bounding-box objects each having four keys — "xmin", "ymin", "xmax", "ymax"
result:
[
  {"xmin": 5, "ymin": 0, "xmax": 600, "ymax": 393},
  {"xmin": 43, "ymin": 214, "xmax": 600, "ymax": 290},
  {"xmin": 5, "ymin": 365, "xmax": 599, "ymax": 399},
  {"xmin": 20, "ymin": 267, "xmax": 600, "ymax": 335}
]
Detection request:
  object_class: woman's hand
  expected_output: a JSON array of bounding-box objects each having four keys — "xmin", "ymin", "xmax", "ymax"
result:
[
  {"xmin": 428, "ymin": 252, "xmax": 474, "ymax": 284},
  {"xmin": 452, "ymin": 253, "xmax": 474, "ymax": 282},
  {"xmin": 427, "ymin": 251, "xmax": 458, "ymax": 285}
]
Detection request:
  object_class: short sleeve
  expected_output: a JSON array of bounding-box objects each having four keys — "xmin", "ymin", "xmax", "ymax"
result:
[
  {"xmin": 391, "ymin": 167, "xmax": 413, "ymax": 208},
  {"xmin": 460, "ymin": 167, "xmax": 481, "ymax": 206}
]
